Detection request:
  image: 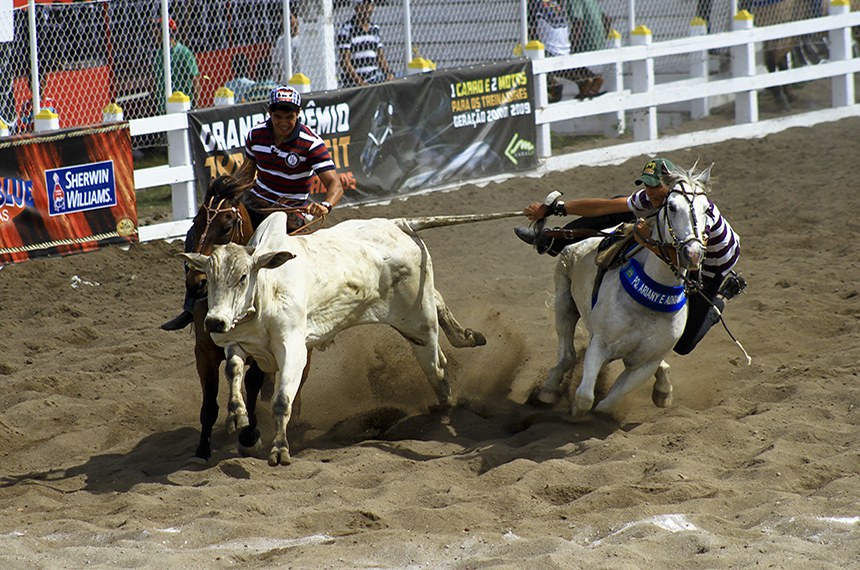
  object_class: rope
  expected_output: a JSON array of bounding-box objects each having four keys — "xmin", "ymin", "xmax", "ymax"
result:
[
  {"xmin": 0, "ymin": 123, "xmax": 129, "ymax": 150},
  {"xmin": 0, "ymin": 230, "xmax": 129, "ymax": 255},
  {"xmin": 693, "ymin": 288, "xmax": 752, "ymax": 365}
]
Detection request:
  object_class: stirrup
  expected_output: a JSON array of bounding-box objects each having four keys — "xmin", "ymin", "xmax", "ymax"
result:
[{"xmin": 719, "ymin": 272, "xmax": 747, "ymax": 300}]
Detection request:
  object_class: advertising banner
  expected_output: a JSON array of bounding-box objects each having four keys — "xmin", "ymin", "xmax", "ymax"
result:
[
  {"xmin": 0, "ymin": 123, "xmax": 137, "ymax": 264},
  {"xmin": 188, "ymin": 59, "xmax": 536, "ymax": 205}
]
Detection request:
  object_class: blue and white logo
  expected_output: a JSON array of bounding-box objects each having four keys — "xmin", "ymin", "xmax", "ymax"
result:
[{"xmin": 45, "ymin": 160, "xmax": 117, "ymax": 217}]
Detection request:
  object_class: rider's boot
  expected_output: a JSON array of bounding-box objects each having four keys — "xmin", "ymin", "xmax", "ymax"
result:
[{"xmin": 161, "ymin": 291, "xmax": 195, "ymax": 331}]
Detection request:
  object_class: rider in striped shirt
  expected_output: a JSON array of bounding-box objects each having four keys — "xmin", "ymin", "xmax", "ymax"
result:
[
  {"xmin": 515, "ymin": 157, "xmax": 744, "ymax": 355},
  {"xmin": 237, "ymin": 85, "xmax": 343, "ymax": 229},
  {"xmin": 161, "ymin": 86, "xmax": 343, "ymax": 331}
]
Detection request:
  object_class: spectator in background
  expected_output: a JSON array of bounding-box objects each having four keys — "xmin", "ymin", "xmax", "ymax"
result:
[
  {"xmin": 225, "ymin": 53, "xmax": 255, "ymax": 103},
  {"xmin": 245, "ymin": 59, "xmax": 279, "ymax": 102},
  {"xmin": 337, "ymin": 0, "xmax": 395, "ymax": 88},
  {"xmin": 566, "ymin": 0, "xmax": 608, "ymax": 99},
  {"xmin": 153, "ymin": 17, "xmax": 199, "ymax": 110},
  {"xmin": 528, "ymin": 0, "xmax": 574, "ymax": 102},
  {"xmin": 272, "ymin": 11, "xmax": 301, "ymax": 84}
]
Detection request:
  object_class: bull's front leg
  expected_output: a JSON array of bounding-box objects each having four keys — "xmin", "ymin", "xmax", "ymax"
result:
[
  {"xmin": 224, "ymin": 344, "xmax": 250, "ymax": 432},
  {"xmin": 268, "ymin": 336, "xmax": 308, "ymax": 466}
]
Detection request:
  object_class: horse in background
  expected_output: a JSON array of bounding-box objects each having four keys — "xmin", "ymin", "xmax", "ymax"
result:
[{"xmin": 532, "ymin": 163, "xmax": 712, "ymax": 418}]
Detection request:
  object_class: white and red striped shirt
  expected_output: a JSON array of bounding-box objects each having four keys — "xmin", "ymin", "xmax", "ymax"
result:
[
  {"xmin": 244, "ymin": 119, "xmax": 335, "ymax": 207},
  {"xmin": 627, "ymin": 187, "xmax": 740, "ymax": 278}
]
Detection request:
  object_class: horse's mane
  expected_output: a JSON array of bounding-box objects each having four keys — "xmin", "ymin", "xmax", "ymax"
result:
[
  {"xmin": 204, "ymin": 175, "xmax": 247, "ymax": 204},
  {"xmin": 663, "ymin": 160, "xmax": 713, "ymax": 194}
]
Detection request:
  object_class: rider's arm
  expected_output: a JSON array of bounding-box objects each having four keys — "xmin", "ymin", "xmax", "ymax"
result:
[
  {"xmin": 306, "ymin": 169, "xmax": 344, "ymax": 217},
  {"xmin": 524, "ymin": 196, "xmax": 629, "ymax": 221}
]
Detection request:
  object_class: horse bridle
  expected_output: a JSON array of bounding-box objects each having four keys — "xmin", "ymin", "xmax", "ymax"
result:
[
  {"xmin": 195, "ymin": 196, "xmax": 245, "ymax": 253},
  {"xmin": 635, "ymin": 181, "xmax": 708, "ymax": 290}
]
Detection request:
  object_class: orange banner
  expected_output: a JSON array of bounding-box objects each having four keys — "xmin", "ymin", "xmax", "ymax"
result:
[{"xmin": 0, "ymin": 123, "xmax": 137, "ymax": 264}]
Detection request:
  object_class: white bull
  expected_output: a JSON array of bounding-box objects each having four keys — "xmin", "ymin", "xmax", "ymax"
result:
[{"xmin": 181, "ymin": 210, "xmax": 516, "ymax": 466}]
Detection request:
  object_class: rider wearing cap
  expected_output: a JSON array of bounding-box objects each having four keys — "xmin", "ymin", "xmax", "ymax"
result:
[
  {"xmin": 236, "ymin": 85, "xmax": 343, "ymax": 229},
  {"xmin": 161, "ymin": 86, "xmax": 343, "ymax": 331},
  {"xmin": 514, "ymin": 157, "xmax": 744, "ymax": 355}
]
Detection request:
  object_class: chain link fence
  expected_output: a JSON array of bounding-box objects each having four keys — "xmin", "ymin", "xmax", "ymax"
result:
[{"xmin": 1, "ymin": 0, "xmax": 844, "ymax": 148}]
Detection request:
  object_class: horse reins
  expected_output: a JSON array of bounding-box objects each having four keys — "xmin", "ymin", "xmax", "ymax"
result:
[{"xmin": 195, "ymin": 196, "xmax": 245, "ymax": 253}]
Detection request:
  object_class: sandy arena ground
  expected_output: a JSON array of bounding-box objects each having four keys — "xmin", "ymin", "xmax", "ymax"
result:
[{"xmin": 0, "ymin": 113, "xmax": 859, "ymax": 568}]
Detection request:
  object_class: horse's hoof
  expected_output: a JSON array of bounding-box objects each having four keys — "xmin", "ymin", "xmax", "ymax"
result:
[
  {"xmin": 525, "ymin": 390, "xmax": 553, "ymax": 409},
  {"xmin": 536, "ymin": 387, "xmax": 562, "ymax": 406},
  {"xmin": 652, "ymin": 389, "xmax": 673, "ymax": 408},
  {"xmin": 238, "ymin": 437, "xmax": 263, "ymax": 458},
  {"xmin": 268, "ymin": 447, "xmax": 291, "ymax": 466},
  {"xmin": 185, "ymin": 455, "xmax": 210, "ymax": 466}
]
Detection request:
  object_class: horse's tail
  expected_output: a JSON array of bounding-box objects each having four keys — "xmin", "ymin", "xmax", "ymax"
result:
[{"xmin": 396, "ymin": 211, "xmax": 522, "ymax": 232}]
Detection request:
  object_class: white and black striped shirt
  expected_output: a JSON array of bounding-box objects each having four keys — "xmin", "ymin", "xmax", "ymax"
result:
[
  {"xmin": 337, "ymin": 18, "xmax": 385, "ymax": 86},
  {"xmin": 627, "ymin": 187, "xmax": 740, "ymax": 278}
]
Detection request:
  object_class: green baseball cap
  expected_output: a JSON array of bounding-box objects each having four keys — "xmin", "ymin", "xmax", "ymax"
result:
[{"xmin": 635, "ymin": 158, "xmax": 674, "ymax": 186}]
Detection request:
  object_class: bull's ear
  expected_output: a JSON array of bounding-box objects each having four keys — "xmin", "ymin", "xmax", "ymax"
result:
[
  {"xmin": 179, "ymin": 252, "xmax": 208, "ymax": 271},
  {"xmin": 254, "ymin": 250, "xmax": 296, "ymax": 271}
]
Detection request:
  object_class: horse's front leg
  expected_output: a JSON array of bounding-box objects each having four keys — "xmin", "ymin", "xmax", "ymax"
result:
[
  {"xmin": 651, "ymin": 360, "xmax": 673, "ymax": 408},
  {"xmin": 268, "ymin": 337, "xmax": 308, "ymax": 466},
  {"xmin": 193, "ymin": 300, "xmax": 224, "ymax": 462},
  {"xmin": 224, "ymin": 344, "xmax": 250, "ymax": 432},
  {"xmin": 533, "ymin": 271, "xmax": 580, "ymax": 406},
  {"xmin": 593, "ymin": 359, "xmax": 663, "ymax": 414},
  {"xmin": 573, "ymin": 339, "xmax": 610, "ymax": 416}
]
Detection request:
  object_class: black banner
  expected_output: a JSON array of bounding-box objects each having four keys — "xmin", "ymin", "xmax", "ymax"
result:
[{"xmin": 188, "ymin": 59, "xmax": 536, "ymax": 205}]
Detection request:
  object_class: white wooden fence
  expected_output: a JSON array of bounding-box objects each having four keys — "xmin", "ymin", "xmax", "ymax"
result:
[{"xmin": 133, "ymin": 3, "xmax": 860, "ymax": 243}]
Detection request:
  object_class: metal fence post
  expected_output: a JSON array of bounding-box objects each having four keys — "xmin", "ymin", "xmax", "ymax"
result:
[
  {"xmin": 689, "ymin": 16, "xmax": 710, "ymax": 119},
  {"xmin": 631, "ymin": 25, "xmax": 656, "ymax": 142},
  {"xmin": 731, "ymin": 10, "xmax": 757, "ymax": 124},
  {"xmin": 166, "ymin": 91, "xmax": 195, "ymax": 221},
  {"xmin": 828, "ymin": 0, "xmax": 854, "ymax": 107}
]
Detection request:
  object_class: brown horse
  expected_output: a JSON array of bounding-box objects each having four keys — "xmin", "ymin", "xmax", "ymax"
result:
[
  {"xmin": 185, "ymin": 175, "xmax": 260, "ymax": 462},
  {"xmin": 186, "ymin": 175, "xmax": 314, "ymax": 462}
]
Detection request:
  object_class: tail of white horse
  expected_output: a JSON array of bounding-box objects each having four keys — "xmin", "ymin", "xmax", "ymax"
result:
[{"xmin": 397, "ymin": 211, "xmax": 522, "ymax": 231}]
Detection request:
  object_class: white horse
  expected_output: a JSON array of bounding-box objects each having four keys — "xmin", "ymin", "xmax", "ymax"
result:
[{"xmin": 534, "ymin": 164, "xmax": 712, "ymax": 417}]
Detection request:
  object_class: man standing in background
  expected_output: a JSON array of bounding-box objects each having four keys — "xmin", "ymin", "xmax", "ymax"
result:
[
  {"xmin": 337, "ymin": 0, "xmax": 394, "ymax": 88},
  {"xmin": 153, "ymin": 16, "xmax": 199, "ymax": 111}
]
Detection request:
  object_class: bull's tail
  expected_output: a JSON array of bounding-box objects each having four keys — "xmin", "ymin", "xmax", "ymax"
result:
[{"xmin": 397, "ymin": 211, "xmax": 522, "ymax": 232}]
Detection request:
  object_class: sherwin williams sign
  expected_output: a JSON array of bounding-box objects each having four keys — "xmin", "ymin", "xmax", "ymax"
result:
[{"xmin": 46, "ymin": 160, "xmax": 117, "ymax": 216}]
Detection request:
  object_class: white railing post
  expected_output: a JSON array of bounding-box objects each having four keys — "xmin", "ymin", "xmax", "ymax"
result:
[
  {"xmin": 603, "ymin": 29, "xmax": 625, "ymax": 137},
  {"xmin": 689, "ymin": 16, "xmax": 710, "ymax": 119},
  {"xmin": 166, "ymin": 92, "xmax": 195, "ymax": 221},
  {"xmin": 525, "ymin": 40, "xmax": 550, "ymax": 158},
  {"xmin": 731, "ymin": 10, "xmax": 758, "ymax": 124},
  {"xmin": 828, "ymin": 0, "xmax": 854, "ymax": 107},
  {"xmin": 630, "ymin": 25, "xmax": 656, "ymax": 142}
]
